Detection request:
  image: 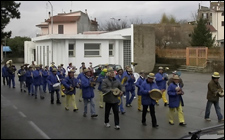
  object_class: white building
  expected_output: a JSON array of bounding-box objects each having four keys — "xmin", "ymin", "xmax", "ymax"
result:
[{"xmin": 24, "ymin": 27, "xmax": 133, "ymax": 74}]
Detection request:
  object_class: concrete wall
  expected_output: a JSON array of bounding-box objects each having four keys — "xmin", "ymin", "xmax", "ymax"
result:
[
  {"xmin": 24, "ymin": 41, "xmax": 35, "ymax": 64},
  {"xmin": 133, "ymin": 25, "xmax": 155, "ymax": 73},
  {"xmin": 77, "ymin": 12, "xmax": 92, "ymax": 34}
]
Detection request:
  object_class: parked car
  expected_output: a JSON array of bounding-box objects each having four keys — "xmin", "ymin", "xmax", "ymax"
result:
[{"xmin": 93, "ymin": 64, "xmax": 122, "ymax": 77}]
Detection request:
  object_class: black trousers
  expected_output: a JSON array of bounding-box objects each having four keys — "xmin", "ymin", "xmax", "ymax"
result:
[
  {"xmin": 105, "ymin": 102, "xmax": 119, "ymax": 126},
  {"xmin": 51, "ymin": 90, "xmax": 60, "ymax": 102},
  {"xmin": 142, "ymin": 105, "xmax": 157, "ymax": 127},
  {"xmin": 3, "ymin": 76, "xmax": 9, "ymax": 85}
]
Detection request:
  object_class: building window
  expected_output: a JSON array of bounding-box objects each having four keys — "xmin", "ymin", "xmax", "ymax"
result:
[
  {"xmin": 123, "ymin": 40, "xmax": 131, "ymax": 68},
  {"xmin": 47, "ymin": 46, "xmax": 49, "ymax": 66},
  {"xmin": 84, "ymin": 44, "xmax": 100, "ymax": 56},
  {"xmin": 68, "ymin": 44, "xmax": 75, "ymax": 57},
  {"xmin": 222, "ymin": 12, "xmax": 224, "ymax": 16},
  {"xmin": 222, "ymin": 21, "xmax": 224, "ymax": 26},
  {"xmin": 109, "ymin": 44, "xmax": 114, "ymax": 56},
  {"xmin": 37, "ymin": 46, "xmax": 38, "ymax": 64},
  {"xmin": 58, "ymin": 25, "xmax": 64, "ymax": 34},
  {"xmin": 40, "ymin": 46, "xmax": 42, "ymax": 64},
  {"xmin": 210, "ymin": 13, "xmax": 212, "ymax": 16},
  {"xmin": 33, "ymin": 49, "xmax": 36, "ymax": 61},
  {"xmin": 43, "ymin": 46, "xmax": 45, "ymax": 66}
]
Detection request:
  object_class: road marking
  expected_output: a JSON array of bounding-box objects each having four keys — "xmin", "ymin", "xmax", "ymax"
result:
[
  {"xmin": 13, "ymin": 105, "xmax": 18, "ymax": 110},
  {"xmin": 28, "ymin": 121, "xmax": 50, "ymax": 139},
  {"xmin": 18, "ymin": 111, "xmax": 27, "ymax": 118}
]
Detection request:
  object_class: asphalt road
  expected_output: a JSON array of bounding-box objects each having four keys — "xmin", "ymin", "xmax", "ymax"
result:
[{"xmin": 1, "ymin": 64, "xmax": 224, "ymax": 139}]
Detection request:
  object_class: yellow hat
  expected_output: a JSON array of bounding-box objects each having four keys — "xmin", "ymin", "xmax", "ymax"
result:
[
  {"xmin": 147, "ymin": 73, "xmax": 155, "ymax": 79},
  {"xmin": 52, "ymin": 68, "xmax": 57, "ymax": 72},
  {"xmin": 107, "ymin": 68, "xmax": 114, "ymax": 72},
  {"xmin": 173, "ymin": 75, "xmax": 180, "ymax": 80},
  {"xmin": 127, "ymin": 68, "xmax": 133, "ymax": 72},
  {"xmin": 102, "ymin": 68, "xmax": 107, "ymax": 73},
  {"xmin": 212, "ymin": 72, "xmax": 220, "ymax": 78},
  {"xmin": 158, "ymin": 66, "xmax": 163, "ymax": 70},
  {"xmin": 84, "ymin": 69, "xmax": 90, "ymax": 73},
  {"xmin": 69, "ymin": 70, "xmax": 75, "ymax": 73}
]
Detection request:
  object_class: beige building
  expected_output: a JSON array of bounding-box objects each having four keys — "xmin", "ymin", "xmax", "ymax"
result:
[
  {"xmin": 36, "ymin": 10, "xmax": 98, "ymax": 36},
  {"xmin": 198, "ymin": 1, "xmax": 224, "ymax": 47}
]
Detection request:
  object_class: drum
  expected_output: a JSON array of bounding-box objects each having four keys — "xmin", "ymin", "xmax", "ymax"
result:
[
  {"xmin": 53, "ymin": 83, "xmax": 60, "ymax": 90},
  {"xmin": 149, "ymin": 89, "xmax": 162, "ymax": 101}
]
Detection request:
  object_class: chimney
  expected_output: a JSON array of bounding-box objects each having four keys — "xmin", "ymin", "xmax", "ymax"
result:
[
  {"xmin": 70, "ymin": 10, "xmax": 72, "ymax": 13},
  {"xmin": 48, "ymin": 12, "xmax": 51, "ymax": 19},
  {"xmin": 85, "ymin": 9, "xmax": 87, "ymax": 14},
  {"xmin": 94, "ymin": 18, "xmax": 96, "ymax": 21}
]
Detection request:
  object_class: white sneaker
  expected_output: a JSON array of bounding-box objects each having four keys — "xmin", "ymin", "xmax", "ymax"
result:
[
  {"xmin": 205, "ymin": 118, "xmax": 211, "ymax": 121},
  {"xmin": 104, "ymin": 123, "xmax": 110, "ymax": 128},
  {"xmin": 123, "ymin": 96, "xmax": 126, "ymax": 99},
  {"xmin": 115, "ymin": 125, "xmax": 120, "ymax": 130}
]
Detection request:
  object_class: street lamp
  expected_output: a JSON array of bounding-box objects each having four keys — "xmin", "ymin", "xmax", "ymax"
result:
[{"xmin": 48, "ymin": 1, "xmax": 53, "ymax": 34}]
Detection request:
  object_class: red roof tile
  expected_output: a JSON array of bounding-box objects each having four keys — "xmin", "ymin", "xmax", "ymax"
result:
[
  {"xmin": 45, "ymin": 16, "xmax": 80, "ymax": 23},
  {"xmin": 206, "ymin": 25, "xmax": 217, "ymax": 32}
]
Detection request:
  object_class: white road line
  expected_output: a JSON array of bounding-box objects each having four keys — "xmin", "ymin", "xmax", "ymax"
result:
[
  {"xmin": 13, "ymin": 105, "xmax": 18, "ymax": 110},
  {"xmin": 18, "ymin": 111, "xmax": 27, "ymax": 118},
  {"xmin": 28, "ymin": 121, "xmax": 50, "ymax": 139}
]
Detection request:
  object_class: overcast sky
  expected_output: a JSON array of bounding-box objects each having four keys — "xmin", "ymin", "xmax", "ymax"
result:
[{"xmin": 4, "ymin": 1, "xmax": 211, "ymax": 38}]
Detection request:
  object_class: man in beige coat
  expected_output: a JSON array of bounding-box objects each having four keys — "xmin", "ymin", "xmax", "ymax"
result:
[{"xmin": 204, "ymin": 72, "xmax": 224, "ymax": 122}]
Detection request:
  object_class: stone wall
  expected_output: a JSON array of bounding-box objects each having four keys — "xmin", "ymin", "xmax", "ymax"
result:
[{"xmin": 133, "ymin": 25, "xmax": 155, "ymax": 73}]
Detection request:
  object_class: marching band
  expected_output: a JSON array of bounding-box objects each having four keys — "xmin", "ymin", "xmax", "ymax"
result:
[{"xmin": 1, "ymin": 60, "xmax": 224, "ymax": 130}]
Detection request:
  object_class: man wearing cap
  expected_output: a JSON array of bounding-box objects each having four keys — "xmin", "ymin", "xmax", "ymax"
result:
[
  {"xmin": 7, "ymin": 63, "xmax": 17, "ymax": 88},
  {"xmin": 136, "ymin": 70, "xmax": 146, "ymax": 112},
  {"xmin": 47, "ymin": 68, "xmax": 61, "ymax": 104},
  {"xmin": 77, "ymin": 67, "xmax": 86, "ymax": 102},
  {"xmin": 62, "ymin": 70, "xmax": 80, "ymax": 112},
  {"xmin": 67, "ymin": 63, "xmax": 73, "ymax": 74},
  {"xmin": 167, "ymin": 75, "xmax": 186, "ymax": 126},
  {"xmin": 57, "ymin": 65, "xmax": 65, "ymax": 97},
  {"xmin": 79, "ymin": 62, "xmax": 86, "ymax": 73},
  {"xmin": 88, "ymin": 62, "xmax": 94, "ymax": 77},
  {"xmin": 97, "ymin": 68, "xmax": 108, "ymax": 108},
  {"xmin": 204, "ymin": 72, "xmax": 224, "ymax": 122},
  {"xmin": 124, "ymin": 67, "xmax": 136, "ymax": 107},
  {"xmin": 26, "ymin": 66, "xmax": 34, "ymax": 95},
  {"xmin": 102, "ymin": 68, "xmax": 125, "ymax": 130},
  {"xmin": 17, "ymin": 65, "xmax": 27, "ymax": 92},
  {"xmin": 33, "ymin": 65, "xmax": 44, "ymax": 99},
  {"xmin": 115, "ymin": 68, "xmax": 126, "ymax": 114},
  {"xmin": 167, "ymin": 71, "xmax": 184, "ymax": 88},
  {"xmin": 81, "ymin": 69, "xmax": 98, "ymax": 118},
  {"xmin": 50, "ymin": 62, "xmax": 57, "ymax": 73},
  {"xmin": 140, "ymin": 73, "xmax": 159, "ymax": 128},
  {"xmin": 60, "ymin": 64, "xmax": 66, "ymax": 77},
  {"xmin": 155, "ymin": 66, "xmax": 169, "ymax": 106},
  {"xmin": 42, "ymin": 66, "xmax": 50, "ymax": 93},
  {"xmin": 2, "ymin": 63, "xmax": 9, "ymax": 86}
]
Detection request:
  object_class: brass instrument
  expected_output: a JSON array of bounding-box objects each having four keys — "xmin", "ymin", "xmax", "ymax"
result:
[
  {"xmin": 121, "ymin": 76, "xmax": 128, "ymax": 85},
  {"xmin": 90, "ymin": 77, "xmax": 97, "ymax": 87},
  {"xmin": 18, "ymin": 69, "xmax": 26, "ymax": 77}
]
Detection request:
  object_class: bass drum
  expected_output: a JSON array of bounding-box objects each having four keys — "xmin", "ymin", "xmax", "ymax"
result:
[{"xmin": 133, "ymin": 72, "xmax": 140, "ymax": 83}]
